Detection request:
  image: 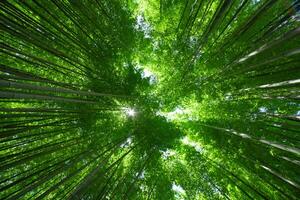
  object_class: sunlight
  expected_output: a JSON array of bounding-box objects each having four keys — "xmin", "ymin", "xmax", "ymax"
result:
[
  {"xmin": 122, "ymin": 107, "xmax": 136, "ymax": 117},
  {"xmin": 125, "ymin": 108, "xmax": 136, "ymax": 117}
]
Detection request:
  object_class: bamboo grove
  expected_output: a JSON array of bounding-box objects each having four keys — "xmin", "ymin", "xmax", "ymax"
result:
[{"xmin": 0, "ymin": 0, "xmax": 299, "ymax": 199}]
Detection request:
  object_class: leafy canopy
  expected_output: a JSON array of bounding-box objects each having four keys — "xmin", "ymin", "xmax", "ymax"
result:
[{"xmin": 0, "ymin": 0, "xmax": 299, "ymax": 199}]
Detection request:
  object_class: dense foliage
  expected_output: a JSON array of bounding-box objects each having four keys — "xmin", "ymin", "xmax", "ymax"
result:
[{"xmin": 1, "ymin": 0, "xmax": 299, "ymax": 199}]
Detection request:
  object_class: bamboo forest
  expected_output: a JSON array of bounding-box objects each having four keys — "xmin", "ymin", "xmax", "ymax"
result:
[{"xmin": 1, "ymin": 0, "xmax": 300, "ymax": 199}]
